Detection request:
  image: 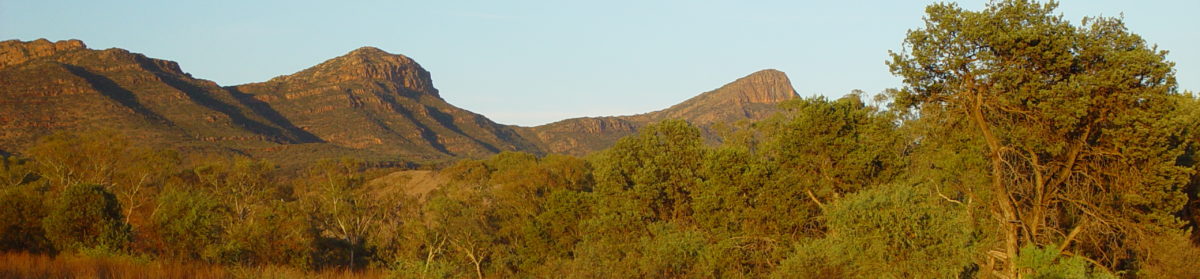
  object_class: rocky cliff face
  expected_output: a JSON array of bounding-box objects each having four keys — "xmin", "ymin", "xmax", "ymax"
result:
[
  {"xmin": 258, "ymin": 47, "xmax": 438, "ymax": 98},
  {"xmin": 634, "ymin": 69, "xmax": 797, "ymax": 124},
  {"xmin": 0, "ymin": 39, "xmax": 86, "ymax": 69},
  {"xmin": 234, "ymin": 47, "xmax": 539, "ymax": 159},
  {"xmin": 514, "ymin": 117, "xmax": 637, "ymax": 156},
  {"xmin": 517, "ymin": 69, "xmax": 798, "ymax": 155}
]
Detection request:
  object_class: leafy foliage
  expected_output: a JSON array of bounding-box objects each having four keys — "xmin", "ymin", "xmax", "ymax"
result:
[
  {"xmin": 42, "ymin": 184, "xmax": 131, "ymax": 253},
  {"xmin": 888, "ymin": 0, "xmax": 1192, "ymax": 275},
  {"xmin": 1015, "ymin": 245, "xmax": 1115, "ymax": 279},
  {"xmin": 0, "ymin": 184, "xmax": 52, "ymax": 253},
  {"xmin": 150, "ymin": 187, "xmax": 225, "ymax": 261},
  {"xmin": 822, "ymin": 183, "xmax": 977, "ymax": 278}
]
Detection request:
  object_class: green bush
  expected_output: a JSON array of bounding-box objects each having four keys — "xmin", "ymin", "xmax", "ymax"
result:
[
  {"xmin": 151, "ymin": 187, "xmax": 226, "ymax": 261},
  {"xmin": 635, "ymin": 223, "xmax": 706, "ymax": 277},
  {"xmin": 214, "ymin": 200, "xmax": 316, "ymax": 268},
  {"xmin": 771, "ymin": 239, "xmax": 853, "ymax": 279},
  {"xmin": 42, "ymin": 184, "xmax": 132, "ymax": 253},
  {"xmin": 0, "ymin": 184, "xmax": 52, "ymax": 253},
  {"xmin": 387, "ymin": 258, "xmax": 456, "ymax": 279},
  {"xmin": 1015, "ymin": 245, "xmax": 1116, "ymax": 279},
  {"xmin": 775, "ymin": 183, "xmax": 977, "ymax": 278}
]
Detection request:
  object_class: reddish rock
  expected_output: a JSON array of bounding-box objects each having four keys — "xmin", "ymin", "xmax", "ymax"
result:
[{"xmin": 0, "ymin": 38, "xmax": 86, "ymax": 69}]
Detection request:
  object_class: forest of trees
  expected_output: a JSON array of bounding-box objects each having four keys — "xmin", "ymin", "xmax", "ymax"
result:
[{"xmin": 2, "ymin": 1, "xmax": 1200, "ymax": 278}]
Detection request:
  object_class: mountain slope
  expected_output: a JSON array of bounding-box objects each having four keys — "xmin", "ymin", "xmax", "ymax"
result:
[
  {"xmin": 0, "ymin": 39, "xmax": 307, "ymax": 155},
  {"xmin": 233, "ymin": 47, "xmax": 540, "ymax": 160},
  {"xmin": 1, "ymin": 38, "xmax": 798, "ymax": 163},
  {"xmin": 516, "ymin": 69, "xmax": 798, "ymax": 155}
]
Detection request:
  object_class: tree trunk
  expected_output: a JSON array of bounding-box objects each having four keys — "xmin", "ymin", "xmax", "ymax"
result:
[
  {"xmin": 472, "ymin": 257, "xmax": 483, "ymax": 279},
  {"xmin": 969, "ymin": 90, "xmax": 1020, "ymax": 279},
  {"xmin": 423, "ymin": 236, "xmax": 444, "ymax": 278},
  {"xmin": 452, "ymin": 239, "xmax": 485, "ymax": 279}
]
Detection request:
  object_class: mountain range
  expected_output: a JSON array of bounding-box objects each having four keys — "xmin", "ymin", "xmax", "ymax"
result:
[{"xmin": 0, "ymin": 38, "xmax": 798, "ymax": 165}]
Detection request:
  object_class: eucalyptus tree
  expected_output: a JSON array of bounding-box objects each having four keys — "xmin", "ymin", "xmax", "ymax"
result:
[{"xmin": 888, "ymin": 0, "xmax": 1189, "ymax": 276}]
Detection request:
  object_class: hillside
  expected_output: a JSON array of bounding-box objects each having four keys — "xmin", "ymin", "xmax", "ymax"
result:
[
  {"xmin": 517, "ymin": 69, "xmax": 798, "ymax": 155},
  {"xmin": 1, "ymin": 38, "xmax": 798, "ymax": 163},
  {"xmin": 0, "ymin": 39, "xmax": 302, "ymax": 157},
  {"xmin": 233, "ymin": 47, "xmax": 539, "ymax": 160}
]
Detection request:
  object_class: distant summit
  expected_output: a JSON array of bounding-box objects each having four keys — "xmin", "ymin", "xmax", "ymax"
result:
[
  {"xmin": 234, "ymin": 46, "xmax": 536, "ymax": 159},
  {"xmin": 257, "ymin": 46, "xmax": 440, "ymax": 99},
  {"xmin": 711, "ymin": 69, "xmax": 796, "ymax": 104},
  {"xmin": 633, "ymin": 69, "xmax": 798, "ymax": 126},
  {"xmin": 0, "ymin": 39, "xmax": 799, "ymax": 163},
  {"xmin": 516, "ymin": 70, "xmax": 799, "ymax": 155}
]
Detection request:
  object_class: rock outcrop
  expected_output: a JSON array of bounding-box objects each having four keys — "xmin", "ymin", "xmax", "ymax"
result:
[
  {"xmin": 632, "ymin": 69, "xmax": 797, "ymax": 125},
  {"xmin": 0, "ymin": 39, "xmax": 86, "ymax": 69},
  {"xmin": 515, "ymin": 117, "xmax": 637, "ymax": 156}
]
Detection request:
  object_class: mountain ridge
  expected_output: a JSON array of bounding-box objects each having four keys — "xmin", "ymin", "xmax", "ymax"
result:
[
  {"xmin": 0, "ymin": 38, "xmax": 302, "ymax": 158},
  {"xmin": 516, "ymin": 68, "xmax": 798, "ymax": 155},
  {"xmin": 1, "ymin": 38, "xmax": 799, "ymax": 163}
]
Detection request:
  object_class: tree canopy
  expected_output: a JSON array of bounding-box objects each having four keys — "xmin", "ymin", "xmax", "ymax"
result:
[{"xmin": 888, "ymin": 0, "xmax": 1191, "ymax": 276}]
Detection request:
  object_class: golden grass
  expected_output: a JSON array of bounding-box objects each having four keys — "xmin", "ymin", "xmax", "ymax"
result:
[
  {"xmin": 0, "ymin": 252, "xmax": 386, "ymax": 279},
  {"xmin": 365, "ymin": 169, "xmax": 447, "ymax": 198}
]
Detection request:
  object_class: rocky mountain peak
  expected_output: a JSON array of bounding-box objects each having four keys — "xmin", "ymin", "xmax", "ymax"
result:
[
  {"xmin": 647, "ymin": 69, "xmax": 798, "ymax": 120},
  {"xmin": 347, "ymin": 46, "xmax": 389, "ymax": 56},
  {"xmin": 0, "ymin": 38, "xmax": 87, "ymax": 69},
  {"xmin": 716, "ymin": 69, "xmax": 796, "ymax": 104},
  {"xmin": 265, "ymin": 46, "xmax": 439, "ymax": 98}
]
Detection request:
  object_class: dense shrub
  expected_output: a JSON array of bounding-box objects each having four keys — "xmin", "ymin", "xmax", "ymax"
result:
[
  {"xmin": 775, "ymin": 183, "xmax": 978, "ymax": 278},
  {"xmin": 0, "ymin": 185, "xmax": 52, "ymax": 253},
  {"xmin": 150, "ymin": 187, "xmax": 225, "ymax": 261},
  {"xmin": 42, "ymin": 184, "xmax": 131, "ymax": 253}
]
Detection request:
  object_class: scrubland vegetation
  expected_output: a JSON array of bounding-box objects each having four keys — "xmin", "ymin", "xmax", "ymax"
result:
[{"xmin": 3, "ymin": 0, "xmax": 1200, "ymax": 278}]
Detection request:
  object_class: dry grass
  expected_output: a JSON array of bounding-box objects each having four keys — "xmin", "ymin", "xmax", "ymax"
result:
[
  {"xmin": 0, "ymin": 252, "xmax": 386, "ymax": 279},
  {"xmin": 365, "ymin": 170, "xmax": 447, "ymax": 198}
]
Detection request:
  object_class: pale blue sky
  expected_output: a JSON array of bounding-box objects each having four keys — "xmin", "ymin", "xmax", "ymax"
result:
[{"xmin": 2, "ymin": 0, "xmax": 1197, "ymax": 126}]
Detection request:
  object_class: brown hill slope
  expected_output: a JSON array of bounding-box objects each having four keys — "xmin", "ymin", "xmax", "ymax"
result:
[
  {"xmin": 516, "ymin": 69, "xmax": 798, "ymax": 155},
  {"xmin": 232, "ymin": 47, "xmax": 540, "ymax": 160},
  {"xmin": 0, "ymin": 39, "xmax": 310, "ymax": 156},
  {"xmin": 1, "ymin": 38, "xmax": 797, "ymax": 163}
]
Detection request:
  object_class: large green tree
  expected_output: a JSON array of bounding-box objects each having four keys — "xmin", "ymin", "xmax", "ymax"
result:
[
  {"xmin": 571, "ymin": 119, "xmax": 706, "ymax": 277},
  {"xmin": 888, "ymin": 0, "xmax": 1189, "ymax": 276},
  {"xmin": 593, "ymin": 119, "xmax": 705, "ymax": 223}
]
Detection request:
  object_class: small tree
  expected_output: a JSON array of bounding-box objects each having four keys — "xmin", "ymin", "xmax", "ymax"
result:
[
  {"xmin": 43, "ymin": 184, "xmax": 131, "ymax": 253},
  {"xmin": 0, "ymin": 185, "xmax": 52, "ymax": 253},
  {"xmin": 593, "ymin": 119, "xmax": 705, "ymax": 223},
  {"xmin": 151, "ymin": 186, "xmax": 225, "ymax": 260},
  {"xmin": 304, "ymin": 158, "xmax": 381, "ymax": 269},
  {"xmin": 0, "ymin": 156, "xmax": 52, "ymax": 253}
]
